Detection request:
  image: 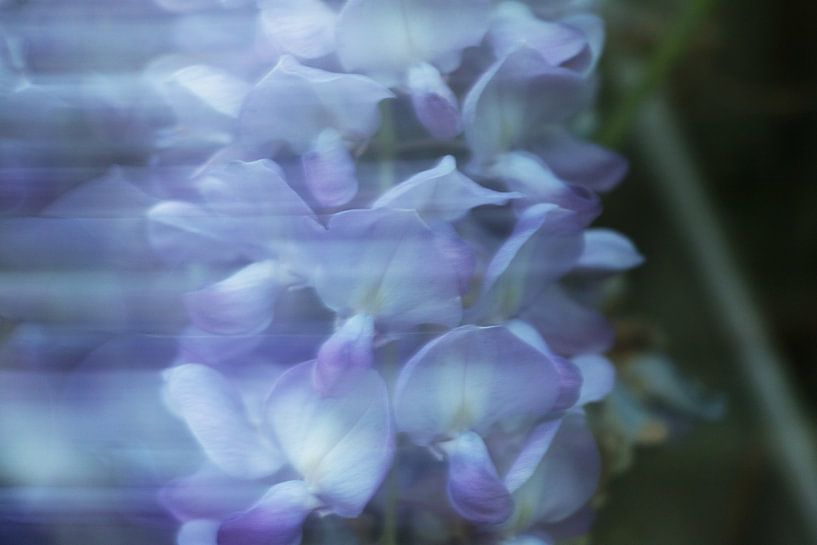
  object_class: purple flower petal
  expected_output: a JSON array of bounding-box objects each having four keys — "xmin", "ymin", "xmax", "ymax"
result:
[
  {"xmin": 178, "ymin": 520, "xmax": 219, "ymax": 545},
  {"xmin": 197, "ymin": 160, "xmax": 314, "ymax": 222},
  {"xmin": 431, "ymin": 222, "xmax": 477, "ymax": 296},
  {"xmin": 551, "ymin": 356, "xmax": 582, "ymax": 412},
  {"xmin": 147, "ymin": 201, "xmax": 247, "ymax": 265},
  {"xmin": 560, "ymin": 13, "xmax": 605, "ymax": 75},
  {"xmin": 148, "ymin": 61, "xmax": 249, "ymax": 136},
  {"xmin": 490, "ymin": 3, "xmax": 590, "ymax": 69},
  {"xmin": 151, "ymin": 163, "xmax": 307, "ymax": 255},
  {"xmin": 185, "ymin": 160, "xmax": 322, "ymax": 268},
  {"xmin": 336, "ymin": 0, "xmax": 491, "ymax": 84},
  {"xmin": 441, "ymin": 431, "xmax": 513, "ymax": 524},
  {"xmin": 394, "ymin": 325, "xmax": 561, "ymax": 444},
  {"xmin": 520, "ymin": 285, "xmax": 614, "ymax": 356},
  {"xmin": 217, "ymin": 480, "xmax": 320, "ymax": 545},
  {"xmin": 314, "ymin": 313, "xmax": 375, "ymax": 393},
  {"xmin": 265, "ymin": 362, "xmax": 394, "ymax": 516},
  {"xmin": 510, "ymin": 412, "xmax": 600, "ymax": 527},
  {"xmin": 535, "ymin": 129, "xmax": 628, "ymax": 193},
  {"xmin": 572, "ymin": 354, "xmax": 615, "ymax": 405},
  {"xmin": 259, "ymin": 0, "xmax": 337, "ymax": 60},
  {"xmin": 506, "ymin": 320, "xmax": 582, "ymax": 411},
  {"xmin": 312, "ymin": 208, "xmax": 462, "ymax": 329},
  {"xmin": 532, "ymin": 0, "xmax": 600, "ymax": 19},
  {"xmin": 463, "ymin": 47, "xmax": 587, "ymax": 166},
  {"xmin": 184, "ymin": 260, "xmax": 281, "ymax": 335},
  {"xmin": 239, "ymin": 55, "xmax": 393, "ymax": 154},
  {"xmin": 574, "ymin": 228, "xmax": 644, "ymax": 274},
  {"xmin": 161, "ymin": 465, "xmax": 269, "ymax": 521},
  {"xmin": 374, "ymin": 155, "xmax": 518, "ymax": 223},
  {"xmin": 480, "ymin": 203, "xmax": 585, "ymax": 319},
  {"xmin": 301, "ymin": 129, "xmax": 359, "ymax": 207},
  {"xmin": 490, "ymin": 152, "xmax": 600, "ymax": 223},
  {"xmin": 170, "ymin": 8, "xmax": 258, "ymax": 71},
  {"xmin": 503, "ymin": 419, "xmax": 563, "ymax": 493},
  {"xmin": 177, "ymin": 326, "xmax": 265, "ymax": 367},
  {"xmin": 503, "ymin": 536, "xmax": 553, "ymax": 545},
  {"xmin": 407, "ymin": 63, "xmax": 461, "ymax": 139},
  {"xmin": 163, "ymin": 364, "xmax": 284, "ymax": 480},
  {"xmin": 155, "ymin": 0, "xmax": 234, "ymax": 13}
]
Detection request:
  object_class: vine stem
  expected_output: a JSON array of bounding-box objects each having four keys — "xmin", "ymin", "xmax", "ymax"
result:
[
  {"xmin": 598, "ymin": 0, "xmax": 719, "ymax": 148},
  {"xmin": 376, "ymin": 100, "xmax": 399, "ymax": 545},
  {"xmin": 377, "ymin": 101, "xmax": 397, "ymax": 192},
  {"xmin": 634, "ymin": 92, "xmax": 817, "ymax": 543},
  {"xmin": 380, "ymin": 460, "xmax": 400, "ymax": 545}
]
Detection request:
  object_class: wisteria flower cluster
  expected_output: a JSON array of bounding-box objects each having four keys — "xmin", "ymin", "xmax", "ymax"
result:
[{"xmin": 0, "ymin": 1, "xmax": 642, "ymax": 544}]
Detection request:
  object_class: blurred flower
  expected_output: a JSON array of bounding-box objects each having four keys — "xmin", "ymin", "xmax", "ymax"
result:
[
  {"xmin": 0, "ymin": 2, "xmax": 651, "ymax": 545},
  {"xmin": 164, "ymin": 361, "xmax": 393, "ymax": 545}
]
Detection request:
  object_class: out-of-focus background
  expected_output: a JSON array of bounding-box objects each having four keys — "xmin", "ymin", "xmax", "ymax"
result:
[{"xmin": 593, "ymin": 0, "xmax": 817, "ymax": 543}]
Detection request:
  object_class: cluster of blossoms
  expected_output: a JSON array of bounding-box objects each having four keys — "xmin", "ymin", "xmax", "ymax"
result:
[{"xmin": 0, "ymin": 1, "xmax": 643, "ymax": 544}]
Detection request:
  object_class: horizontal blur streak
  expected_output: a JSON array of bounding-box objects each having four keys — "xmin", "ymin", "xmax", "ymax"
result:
[
  {"xmin": 2, "ymin": 1, "xmax": 174, "ymax": 73},
  {"xmin": 0, "ymin": 367, "xmax": 190, "ymax": 541},
  {"xmin": 0, "ymin": 271, "xmax": 192, "ymax": 330},
  {"xmin": 1, "ymin": 1, "xmax": 258, "ymax": 75},
  {"xmin": 0, "ymin": 370, "xmax": 196, "ymax": 491},
  {"xmin": 0, "ymin": 487, "xmax": 166, "ymax": 522},
  {"xmin": 0, "ymin": 2, "xmax": 625, "ymax": 545}
]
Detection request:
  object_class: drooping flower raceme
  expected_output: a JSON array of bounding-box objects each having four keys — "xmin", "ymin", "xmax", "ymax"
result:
[{"xmin": 0, "ymin": 1, "xmax": 640, "ymax": 545}]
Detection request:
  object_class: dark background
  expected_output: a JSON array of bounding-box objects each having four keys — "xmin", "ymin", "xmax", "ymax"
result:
[{"xmin": 593, "ymin": 0, "xmax": 817, "ymax": 542}]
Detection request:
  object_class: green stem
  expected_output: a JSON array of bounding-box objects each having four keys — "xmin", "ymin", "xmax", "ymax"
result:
[
  {"xmin": 376, "ymin": 101, "xmax": 399, "ymax": 545},
  {"xmin": 377, "ymin": 101, "xmax": 397, "ymax": 192},
  {"xmin": 380, "ymin": 460, "xmax": 399, "ymax": 545},
  {"xmin": 598, "ymin": 0, "xmax": 719, "ymax": 148}
]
